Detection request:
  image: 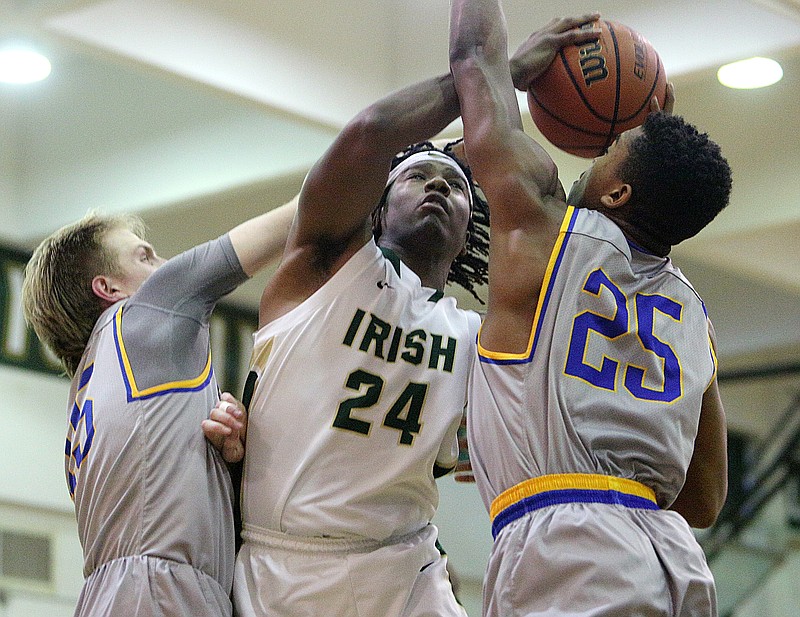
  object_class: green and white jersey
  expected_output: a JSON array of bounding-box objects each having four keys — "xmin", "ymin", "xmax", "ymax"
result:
[
  {"xmin": 469, "ymin": 206, "xmax": 717, "ymax": 512},
  {"xmin": 66, "ymin": 235, "xmax": 248, "ymax": 611},
  {"xmin": 242, "ymin": 239, "xmax": 480, "ymax": 542}
]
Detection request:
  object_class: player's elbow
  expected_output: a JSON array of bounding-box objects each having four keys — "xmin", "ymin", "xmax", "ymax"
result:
[
  {"xmin": 685, "ymin": 501, "xmax": 722, "ymax": 529},
  {"xmin": 449, "ymin": 34, "xmax": 476, "ymax": 66},
  {"xmin": 672, "ymin": 478, "xmax": 728, "ymax": 529},
  {"xmin": 449, "ymin": 47, "xmax": 482, "ymax": 92},
  {"xmin": 701, "ymin": 479, "xmax": 729, "ymax": 528},
  {"xmin": 345, "ymin": 107, "xmax": 391, "ymax": 145},
  {"xmin": 337, "ymin": 105, "xmax": 399, "ymax": 162},
  {"xmin": 688, "ymin": 499, "xmax": 725, "ymax": 529}
]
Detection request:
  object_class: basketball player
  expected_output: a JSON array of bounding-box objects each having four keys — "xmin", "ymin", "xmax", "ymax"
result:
[
  {"xmin": 450, "ymin": 4, "xmax": 731, "ymax": 616},
  {"xmin": 21, "ymin": 198, "xmax": 295, "ymax": 617},
  {"xmin": 227, "ymin": 68, "xmax": 495, "ymax": 614}
]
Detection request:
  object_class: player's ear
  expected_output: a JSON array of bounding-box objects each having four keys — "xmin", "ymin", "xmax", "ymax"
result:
[
  {"xmin": 600, "ymin": 183, "xmax": 632, "ymax": 209},
  {"xmin": 91, "ymin": 275, "xmax": 124, "ymax": 304}
]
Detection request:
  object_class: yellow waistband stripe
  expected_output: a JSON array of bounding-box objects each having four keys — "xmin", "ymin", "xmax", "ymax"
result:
[{"xmin": 490, "ymin": 473, "xmax": 657, "ymax": 521}]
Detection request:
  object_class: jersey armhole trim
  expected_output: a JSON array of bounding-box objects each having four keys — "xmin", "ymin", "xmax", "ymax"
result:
[
  {"xmin": 478, "ymin": 206, "xmax": 578, "ymax": 365},
  {"xmin": 114, "ymin": 305, "xmax": 214, "ymax": 401}
]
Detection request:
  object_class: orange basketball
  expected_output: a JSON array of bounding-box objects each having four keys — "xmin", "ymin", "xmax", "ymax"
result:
[{"xmin": 527, "ymin": 19, "xmax": 667, "ymax": 158}]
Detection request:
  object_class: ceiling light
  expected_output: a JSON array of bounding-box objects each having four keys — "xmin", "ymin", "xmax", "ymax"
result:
[
  {"xmin": 0, "ymin": 47, "xmax": 52, "ymax": 84},
  {"xmin": 717, "ymin": 57, "xmax": 783, "ymax": 89}
]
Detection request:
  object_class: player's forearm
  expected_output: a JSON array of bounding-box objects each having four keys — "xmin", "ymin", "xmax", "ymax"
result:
[
  {"xmin": 449, "ymin": 0, "xmax": 520, "ymax": 137},
  {"xmin": 448, "ymin": 0, "xmax": 522, "ymax": 184},
  {"xmin": 363, "ymin": 73, "xmax": 461, "ymax": 153},
  {"xmin": 291, "ymin": 73, "xmax": 460, "ymax": 245},
  {"xmin": 228, "ymin": 195, "xmax": 297, "ymax": 276},
  {"xmin": 449, "ymin": 0, "xmax": 507, "ymax": 64}
]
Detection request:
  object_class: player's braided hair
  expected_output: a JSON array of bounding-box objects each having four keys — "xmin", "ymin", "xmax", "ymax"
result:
[{"xmin": 371, "ymin": 140, "xmax": 490, "ymax": 303}]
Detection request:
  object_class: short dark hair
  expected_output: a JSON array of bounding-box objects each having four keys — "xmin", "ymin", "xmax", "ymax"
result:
[
  {"xmin": 372, "ymin": 140, "xmax": 490, "ymax": 303},
  {"xmin": 619, "ymin": 112, "xmax": 732, "ymax": 247}
]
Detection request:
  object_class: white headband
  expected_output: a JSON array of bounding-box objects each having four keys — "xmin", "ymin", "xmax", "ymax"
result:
[{"xmin": 386, "ymin": 150, "xmax": 472, "ymax": 206}]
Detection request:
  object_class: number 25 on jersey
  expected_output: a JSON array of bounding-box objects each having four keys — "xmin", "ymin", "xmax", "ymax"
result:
[{"xmin": 565, "ymin": 269, "xmax": 682, "ymax": 403}]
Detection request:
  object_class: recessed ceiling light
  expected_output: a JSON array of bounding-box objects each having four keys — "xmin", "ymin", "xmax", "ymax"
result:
[
  {"xmin": 0, "ymin": 48, "xmax": 52, "ymax": 84},
  {"xmin": 717, "ymin": 57, "xmax": 783, "ymax": 89}
]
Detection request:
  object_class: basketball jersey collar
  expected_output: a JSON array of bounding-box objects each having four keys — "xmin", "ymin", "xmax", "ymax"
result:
[
  {"xmin": 627, "ymin": 237, "xmax": 660, "ymax": 256},
  {"xmin": 380, "ymin": 245, "xmax": 402, "ymax": 275},
  {"xmin": 379, "ymin": 245, "xmax": 445, "ymax": 303}
]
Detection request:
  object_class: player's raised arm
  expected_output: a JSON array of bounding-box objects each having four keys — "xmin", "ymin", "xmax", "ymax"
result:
[
  {"xmin": 448, "ymin": 0, "xmax": 536, "ymax": 197},
  {"xmin": 258, "ymin": 73, "xmax": 465, "ymax": 325},
  {"xmin": 292, "ymin": 74, "xmax": 463, "ymax": 255},
  {"xmin": 256, "ymin": 74, "xmax": 465, "ymax": 326},
  {"xmin": 448, "ymin": 0, "xmax": 594, "ymax": 353}
]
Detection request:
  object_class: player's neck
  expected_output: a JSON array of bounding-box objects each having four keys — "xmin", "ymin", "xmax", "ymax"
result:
[
  {"xmin": 609, "ymin": 216, "xmax": 671, "ymax": 257},
  {"xmin": 388, "ymin": 245, "xmax": 450, "ymax": 290},
  {"xmin": 620, "ymin": 223, "xmax": 672, "ymax": 257}
]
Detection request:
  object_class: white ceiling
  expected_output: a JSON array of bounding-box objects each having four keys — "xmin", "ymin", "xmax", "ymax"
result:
[{"xmin": 3, "ymin": 0, "xmax": 800, "ymax": 376}]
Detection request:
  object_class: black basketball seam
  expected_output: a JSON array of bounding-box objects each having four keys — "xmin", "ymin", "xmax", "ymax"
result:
[
  {"xmin": 528, "ymin": 87, "xmax": 611, "ymax": 138},
  {"xmin": 604, "ymin": 20, "xmax": 622, "ymax": 152},
  {"xmin": 617, "ymin": 53, "xmax": 663, "ymax": 122}
]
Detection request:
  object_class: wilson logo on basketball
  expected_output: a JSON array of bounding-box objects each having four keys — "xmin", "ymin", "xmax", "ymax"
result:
[
  {"xmin": 578, "ymin": 40, "xmax": 608, "ymax": 86},
  {"xmin": 527, "ymin": 19, "xmax": 667, "ymax": 158}
]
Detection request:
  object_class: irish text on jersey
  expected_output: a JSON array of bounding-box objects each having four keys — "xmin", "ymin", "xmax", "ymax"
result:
[{"xmin": 342, "ymin": 308, "xmax": 457, "ymax": 373}]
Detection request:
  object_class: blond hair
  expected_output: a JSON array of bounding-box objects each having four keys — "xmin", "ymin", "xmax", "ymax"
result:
[{"xmin": 22, "ymin": 212, "xmax": 146, "ymax": 377}]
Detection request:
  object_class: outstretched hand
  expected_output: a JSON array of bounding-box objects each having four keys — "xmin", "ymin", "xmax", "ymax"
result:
[
  {"xmin": 510, "ymin": 14, "xmax": 601, "ymax": 92},
  {"xmin": 202, "ymin": 392, "xmax": 247, "ymax": 463}
]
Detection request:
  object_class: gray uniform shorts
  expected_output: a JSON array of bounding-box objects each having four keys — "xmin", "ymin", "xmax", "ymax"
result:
[{"xmin": 75, "ymin": 555, "xmax": 231, "ymax": 617}]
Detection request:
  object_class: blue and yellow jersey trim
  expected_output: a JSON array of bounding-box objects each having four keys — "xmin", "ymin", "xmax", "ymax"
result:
[
  {"xmin": 702, "ymin": 301, "xmax": 719, "ymax": 387},
  {"xmin": 478, "ymin": 206, "xmax": 579, "ymax": 365},
  {"xmin": 113, "ymin": 305, "xmax": 214, "ymax": 401},
  {"xmin": 490, "ymin": 473, "xmax": 659, "ymax": 539},
  {"xmin": 66, "ymin": 363, "xmax": 95, "ymax": 500}
]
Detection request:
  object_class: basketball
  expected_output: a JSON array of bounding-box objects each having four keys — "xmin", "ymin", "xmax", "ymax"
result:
[{"xmin": 527, "ymin": 19, "xmax": 667, "ymax": 158}]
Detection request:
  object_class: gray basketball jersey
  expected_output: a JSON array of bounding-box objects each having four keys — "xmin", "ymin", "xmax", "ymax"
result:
[
  {"xmin": 241, "ymin": 240, "xmax": 481, "ymax": 542},
  {"xmin": 468, "ymin": 206, "xmax": 717, "ymax": 512},
  {"xmin": 65, "ymin": 235, "xmax": 247, "ymax": 604}
]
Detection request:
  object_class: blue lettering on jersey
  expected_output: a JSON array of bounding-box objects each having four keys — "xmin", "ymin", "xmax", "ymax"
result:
[
  {"xmin": 65, "ymin": 364, "xmax": 96, "ymax": 499},
  {"xmin": 565, "ymin": 270, "xmax": 684, "ymax": 403}
]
